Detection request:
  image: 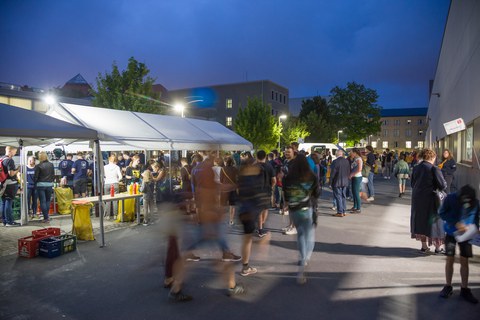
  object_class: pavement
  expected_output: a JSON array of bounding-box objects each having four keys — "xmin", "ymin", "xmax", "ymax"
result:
[{"xmin": 0, "ymin": 176, "xmax": 479, "ymax": 320}]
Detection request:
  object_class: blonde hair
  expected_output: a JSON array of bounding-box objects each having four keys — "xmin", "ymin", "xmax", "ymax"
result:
[
  {"xmin": 422, "ymin": 149, "xmax": 436, "ymax": 162},
  {"xmin": 38, "ymin": 151, "xmax": 49, "ymax": 162},
  {"xmin": 108, "ymin": 155, "xmax": 117, "ymax": 163},
  {"xmin": 141, "ymin": 169, "xmax": 152, "ymax": 182}
]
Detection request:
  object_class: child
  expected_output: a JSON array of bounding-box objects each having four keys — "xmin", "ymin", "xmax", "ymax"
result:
[
  {"xmin": 140, "ymin": 170, "xmax": 155, "ymax": 226},
  {"xmin": 438, "ymin": 185, "xmax": 479, "ymax": 304}
]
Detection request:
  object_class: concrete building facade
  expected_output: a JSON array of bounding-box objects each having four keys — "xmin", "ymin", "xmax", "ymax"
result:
[
  {"xmin": 426, "ymin": 0, "xmax": 480, "ymax": 191},
  {"xmin": 167, "ymin": 80, "xmax": 289, "ymax": 128}
]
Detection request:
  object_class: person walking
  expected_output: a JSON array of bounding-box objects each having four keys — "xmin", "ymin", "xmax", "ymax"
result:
[
  {"xmin": 393, "ymin": 154, "xmax": 410, "ymax": 197},
  {"xmin": 365, "ymin": 146, "xmax": 376, "ymax": 201},
  {"xmin": 349, "ymin": 148, "xmax": 363, "ymax": 213},
  {"xmin": 1, "ymin": 146, "xmax": 21, "ymax": 226},
  {"xmin": 256, "ymin": 150, "xmax": 276, "ymax": 237},
  {"xmin": 220, "ymin": 156, "xmax": 238, "ymax": 226},
  {"xmin": 410, "ymin": 149, "xmax": 447, "ymax": 253},
  {"xmin": 438, "ymin": 185, "xmax": 479, "ymax": 304},
  {"xmin": 283, "ymin": 154, "xmax": 320, "ymax": 284},
  {"xmin": 140, "ymin": 170, "xmax": 155, "ymax": 226},
  {"xmin": 72, "ymin": 152, "xmax": 90, "ymax": 198},
  {"xmin": 330, "ymin": 150, "xmax": 350, "ymax": 217},
  {"xmin": 103, "ymin": 155, "xmax": 122, "ymax": 219},
  {"xmin": 25, "ymin": 156, "xmax": 38, "ymax": 219},
  {"xmin": 438, "ymin": 149, "xmax": 457, "ymax": 194},
  {"xmin": 34, "ymin": 151, "xmax": 55, "ymax": 223}
]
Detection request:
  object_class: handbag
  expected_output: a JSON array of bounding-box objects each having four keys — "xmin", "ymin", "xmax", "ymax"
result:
[{"xmin": 433, "ymin": 189, "xmax": 447, "ymax": 209}]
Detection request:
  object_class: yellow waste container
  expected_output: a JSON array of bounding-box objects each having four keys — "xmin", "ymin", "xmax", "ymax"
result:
[{"xmin": 71, "ymin": 202, "xmax": 95, "ymax": 241}]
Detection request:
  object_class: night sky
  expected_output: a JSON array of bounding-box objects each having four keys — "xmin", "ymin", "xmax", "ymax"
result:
[{"xmin": 0, "ymin": 0, "xmax": 450, "ymax": 108}]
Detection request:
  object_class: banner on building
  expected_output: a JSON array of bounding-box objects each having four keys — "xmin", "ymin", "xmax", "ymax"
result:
[{"xmin": 443, "ymin": 118, "xmax": 466, "ymax": 135}]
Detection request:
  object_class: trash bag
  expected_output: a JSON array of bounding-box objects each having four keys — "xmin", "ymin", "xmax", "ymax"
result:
[
  {"xmin": 72, "ymin": 202, "xmax": 94, "ymax": 241},
  {"xmin": 54, "ymin": 187, "xmax": 73, "ymax": 215},
  {"xmin": 116, "ymin": 198, "xmax": 136, "ymax": 222}
]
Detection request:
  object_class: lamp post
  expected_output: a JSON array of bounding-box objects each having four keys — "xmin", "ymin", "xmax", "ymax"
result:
[
  {"xmin": 173, "ymin": 99, "xmax": 203, "ymax": 118},
  {"xmin": 278, "ymin": 114, "xmax": 287, "ymax": 150},
  {"xmin": 337, "ymin": 130, "xmax": 343, "ymax": 146}
]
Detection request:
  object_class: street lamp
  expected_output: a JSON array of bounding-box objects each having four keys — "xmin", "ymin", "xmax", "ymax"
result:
[
  {"xmin": 337, "ymin": 130, "xmax": 343, "ymax": 145},
  {"xmin": 278, "ymin": 114, "xmax": 287, "ymax": 150},
  {"xmin": 44, "ymin": 94, "xmax": 56, "ymax": 105},
  {"xmin": 174, "ymin": 103, "xmax": 185, "ymax": 118}
]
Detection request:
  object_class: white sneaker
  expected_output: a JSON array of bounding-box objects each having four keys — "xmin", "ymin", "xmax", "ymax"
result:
[
  {"xmin": 384, "ymin": 176, "xmax": 388, "ymax": 179},
  {"xmin": 285, "ymin": 227, "xmax": 297, "ymax": 235},
  {"xmin": 331, "ymin": 206, "xmax": 337, "ymax": 211},
  {"xmin": 367, "ymin": 197, "xmax": 374, "ymax": 202}
]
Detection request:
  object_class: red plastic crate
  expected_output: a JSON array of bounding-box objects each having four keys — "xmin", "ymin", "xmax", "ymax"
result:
[
  {"xmin": 18, "ymin": 235, "xmax": 51, "ymax": 258},
  {"xmin": 32, "ymin": 227, "xmax": 61, "ymax": 239}
]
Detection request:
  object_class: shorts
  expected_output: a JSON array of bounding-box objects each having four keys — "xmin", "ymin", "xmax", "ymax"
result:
[
  {"xmin": 73, "ymin": 178, "xmax": 87, "ymax": 195},
  {"xmin": 445, "ymin": 235, "xmax": 473, "ymax": 258}
]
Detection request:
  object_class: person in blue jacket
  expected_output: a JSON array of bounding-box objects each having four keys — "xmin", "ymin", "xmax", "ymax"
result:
[{"xmin": 438, "ymin": 184, "xmax": 479, "ymax": 304}]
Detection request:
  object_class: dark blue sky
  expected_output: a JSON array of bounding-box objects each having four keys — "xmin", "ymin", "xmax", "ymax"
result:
[{"xmin": 1, "ymin": 0, "xmax": 450, "ymax": 108}]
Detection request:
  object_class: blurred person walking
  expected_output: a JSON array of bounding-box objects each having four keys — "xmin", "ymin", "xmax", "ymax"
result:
[
  {"xmin": 349, "ymin": 148, "xmax": 363, "ymax": 213},
  {"xmin": 393, "ymin": 154, "xmax": 410, "ymax": 197},
  {"xmin": 25, "ymin": 156, "xmax": 38, "ymax": 219},
  {"xmin": 438, "ymin": 149, "xmax": 457, "ymax": 194},
  {"xmin": 365, "ymin": 145, "xmax": 376, "ymax": 201},
  {"xmin": 283, "ymin": 154, "xmax": 320, "ymax": 284},
  {"xmin": 35, "ymin": 151, "xmax": 55, "ymax": 223},
  {"xmin": 103, "ymin": 155, "xmax": 122, "ymax": 219},
  {"xmin": 330, "ymin": 150, "xmax": 350, "ymax": 217}
]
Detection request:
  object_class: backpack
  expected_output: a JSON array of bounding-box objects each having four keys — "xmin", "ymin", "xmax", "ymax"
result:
[{"xmin": 0, "ymin": 156, "xmax": 9, "ymax": 184}]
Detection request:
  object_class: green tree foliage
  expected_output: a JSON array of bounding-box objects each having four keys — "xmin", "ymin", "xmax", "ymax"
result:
[
  {"xmin": 281, "ymin": 116, "xmax": 310, "ymax": 147},
  {"xmin": 92, "ymin": 57, "xmax": 165, "ymax": 113},
  {"xmin": 329, "ymin": 82, "xmax": 382, "ymax": 144},
  {"xmin": 234, "ymin": 97, "xmax": 278, "ymax": 151},
  {"xmin": 299, "ymin": 96, "xmax": 336, "ymax": 142}
]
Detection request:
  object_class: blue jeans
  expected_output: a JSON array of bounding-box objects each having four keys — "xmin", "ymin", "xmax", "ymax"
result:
[
  {"xmin": 27, "ymin": 187, "xmax": 38, "ymax": 214},
  {"xmin": 37, "ymin": 186, "xmax": 53, "ymax": 220},
  {"xmin": 291, "ymin": 207, "xmax": 315, "ymax": 266},
  {"xmin": 351, "ymin": 177, "xmax": 362, "ymax": 210},
  {"xmin": 333, "ymin": 187, "xmax": 347, "ymax": 214},
  {"xmin": 367, "ymin": 172, "xmax": 375, "ymax": 198},
  {"xmin": 1, "ymin": 197, "xmax": 14, "ymax": 225}
]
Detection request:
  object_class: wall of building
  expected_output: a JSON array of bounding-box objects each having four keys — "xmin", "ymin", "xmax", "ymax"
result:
[
  {"xmin": 426, "ymin": 0, "xmax": 480, "ymax": 190},
  {"xmin": 370, "ymin": 115, "xmax": 428, "ymax": 151}
]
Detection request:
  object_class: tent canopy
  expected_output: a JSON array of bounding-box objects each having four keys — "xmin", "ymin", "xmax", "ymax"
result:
[
  {"xmin": 47, "ymin": 103, "xmax": 252, "ymax": 151},
  {"xmin": 0, "ymin": 103, "xmax": 98, "ymax": 147}
]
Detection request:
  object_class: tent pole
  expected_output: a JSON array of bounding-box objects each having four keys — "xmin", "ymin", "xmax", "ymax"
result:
[
  {"xmin": 19, "ymin": 141, "xmax": 28, "ymax": 226},
  {"xmin": 95, "ymin": 140, "xmax": 105, "ymax": 248}
]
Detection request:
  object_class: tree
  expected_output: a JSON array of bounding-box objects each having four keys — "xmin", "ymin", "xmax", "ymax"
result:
[
  {"xmin": 329, "ymin": 82, "xmax": 382, "ymax": 144},
  {"xmin": 281, "ymin": 116, "xmax": 310, "ymax": 147},
  {"xmin": 298, "ymin": 96, "xmax": 336, "ymax": 142},
  {"xmin": 234, "ymin": 97, "xmax": 278, "ymax": 151},
  {"xmin": 92, "ymin": 57, "xmax": 165, "ymax": 113}
]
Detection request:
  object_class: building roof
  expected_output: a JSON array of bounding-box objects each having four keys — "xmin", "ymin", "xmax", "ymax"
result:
[
  {"xmin": 380, "ymin": 107, "xmax": 427, "ymax": 117},
  {"xmin": 65, "ymin": 74, "xmax": 89, "ymax": 85}
]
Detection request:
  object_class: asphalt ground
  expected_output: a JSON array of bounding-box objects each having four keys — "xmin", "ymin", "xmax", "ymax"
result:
[{"xmin": 0, "ymin": 176, "xmax": 479, "ymax": 320}]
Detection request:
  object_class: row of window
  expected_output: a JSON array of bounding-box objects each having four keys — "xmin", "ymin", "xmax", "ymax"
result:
[
  {"xmin": 371, "ymin": 141, "xmax": 424, "ymax": 149},
  {"xmin": 439, "ymin": 125, "xmax": 474, "ymax": 163},
  {"xmin": 382, "ymin": 129, "xmax": 424, "ymax": 137},
  {"xmin": 382, "ymin": 119, "xmax": 424, "ymax": 126},
  {"xmin": 271, "ymin": 91, "xmax": 287, "ymax": 104}
]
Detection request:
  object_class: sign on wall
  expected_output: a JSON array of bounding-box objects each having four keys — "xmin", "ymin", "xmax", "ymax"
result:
[{"xmin": 443, "ymin": 118, "xmax": 466, "ymax": 135}]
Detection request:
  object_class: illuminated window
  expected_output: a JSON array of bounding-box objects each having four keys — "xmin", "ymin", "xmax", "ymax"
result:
[
  {"xmin": 406, "ymin": 119, "xmax": 411, "ymax": 125},
  {"xmin": 372, "ymin": 141, "xmax": 377, "ymax": 148},
  {"xmin": 464, "ymin": 125, "xmax": 473, "ymax": 161},
  {"xmin": 418, "ymin": 141, "xmax": 424, "ymax": 148},
  {"xmin": 418, "ymin": 130, "xmax": 423, "ymax": 136},
  {"xmin": 382, "ymin": 141, "xmax": 388, "ymax": 148},
  {"xmin": 226, "ymin": 99, "xmax": 233, "ymax": 109},
  {"xmin": 406, "ymin": 141, "xmax": 412, "ymax": 148},
  {"xmin": 226, "ymin": 117, "xmax": 232, "ymax": 126}
]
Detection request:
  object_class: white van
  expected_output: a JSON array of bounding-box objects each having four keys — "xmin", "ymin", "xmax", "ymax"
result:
[{"xmin": 298, "ymin": 143, "xmax": 339, "ymax": 159}]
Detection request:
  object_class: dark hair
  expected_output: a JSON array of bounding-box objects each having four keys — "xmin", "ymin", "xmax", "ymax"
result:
[
  {"xmin": 459, "ymin": 185, "xmax": 476, "ymax": 207},
  {"xmin": 352, "ymin": 148, "xmax": 361, "ymax": 156},
  {"xmin": 256, "ymin": 150, "xmax": 267, "ymax": 160},
  {"xmin": 366, "ymin": 146, "xmax": 374, "ymax": 153},
  {"xmin": 285, "ymin": 154, "xmax": 315, "ymax": 183},
  {"xmin": 224, "ymin": 156, "xmax": 235, "ymax": 167}
]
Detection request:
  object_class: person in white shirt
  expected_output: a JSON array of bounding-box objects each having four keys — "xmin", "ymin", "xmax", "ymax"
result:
[{"xmin": 104, "ymin": 155, "xmax": 123, "ymax": 219}]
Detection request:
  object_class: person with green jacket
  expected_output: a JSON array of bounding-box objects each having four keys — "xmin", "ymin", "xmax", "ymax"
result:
[{"xmin": 393, "ymin": 154, "xmax": 410, "ymax": 197}]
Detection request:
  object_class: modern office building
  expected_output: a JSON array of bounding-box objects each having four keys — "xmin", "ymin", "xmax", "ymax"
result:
[
  {"xmin": 369, "ymin": 107, "xmax": 428, "ymax": 151},
  {"xmin": 167, "ymin": 80, "xmax": 289, "ymax": 128},
  {"xmin": 426, "ymin": 0, "xmax": 480, "ymax": 189}
]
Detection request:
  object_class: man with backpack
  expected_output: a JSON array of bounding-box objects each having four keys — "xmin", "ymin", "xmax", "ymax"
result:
[{"xmin": 1, "ymin": 146, "xmax": 21, "ymax": 226}]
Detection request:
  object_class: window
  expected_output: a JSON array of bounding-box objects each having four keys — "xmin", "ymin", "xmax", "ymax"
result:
[
  {"xmin": 226, "ymin": 117, "xmax": 232, "ymax": 126},
  {"xmin": 393, "ymin": 129, "xmax": 400, "ymax": 137},
  {"xmin": 464, "ymin": 125, "xmax": 473, "ymax": 162},
  {"xmin": 226, "ymin": 99, "xmax": 233, "ymax": 109},
  {"xmin": 394, "ymin": 119, "xmax": 401, "ymax": 126},
  {"xmin": 382, "ymin": 141, "xmax": 388, "ymax": 148},
  {"xmin": 372, "ymin": 141, "xmax": 377, "ymax": 148},
  {"xmin": 406, "ymin": 141, "xmax": 412, "ymax": 148},
  {"xmin": 405, "ymin": 129, "xmax": 412, "ymax": 137},
  {"xmin": 418, "ymin": 141, "xmax": 424, "ymax": 148},
  {"xmin": 406, "ymin": 119, "xmax": 411, "ymax": 125},
  {"xmin": 283, "ymin": 96, "xmax": 286, "ymax": 104},
  {"xmin": 383, "ymin": 130, "xmax": 388, "ymax": 137},
  {"xmin": 279, "ymin": 93, "xmax": 282, "ymax": 102},
  {"xmin": 418, "ymin": 119, "xmax": 423, "ymax": 125},
  {"xmin": 275, "ymin": 92, "xmax": 278, "ymax": 101},
  {"xmin": 271, "ymin": 91, "xmax": 274, "ymax": 100},
  {"xmin": 383, "ymin": 120, "xmax": 389, "ymax": 126},
  {"xmin": 418, "ymin": 130, "xmax": 423, "ymax": 136}
]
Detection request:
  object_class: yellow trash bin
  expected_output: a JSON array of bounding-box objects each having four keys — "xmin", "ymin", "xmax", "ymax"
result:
[
  {"xmin": 71, "ymin": 202, "xmax": 95, "ymax": 241},
  {"xmin": 55, "ymin": 187, "xmax": 73, "ymax": 215},
  {"xmin": 116, "ymin": 198, "xmax": 136, "ymax": 222}
]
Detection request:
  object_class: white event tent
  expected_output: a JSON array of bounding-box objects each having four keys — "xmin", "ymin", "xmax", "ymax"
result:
[{"xmin": 46, "ymin": 103, "xmax": 253, "ymax": 151}]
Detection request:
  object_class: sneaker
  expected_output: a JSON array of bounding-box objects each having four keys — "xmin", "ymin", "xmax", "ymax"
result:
[
  {"xmin": 5, "ymin": 222, "xmax": 20, "ymax": 227},
  {"xmin": 168, "ymin": 290, "xmax": 193, "ymax": 302},
  {"xmin": 384, "ymin": 176, "xmax": 388, "ymax": 179},
  {"xmin": 439, "ymin": 285, "xmax": 453, "ymax": 298},
  {"xmin": 185, "ymin": 253, "xmax": 201, "ymax": 262},
  {"xmin": 420, "ymin": 247, "xmax": 432, "ymax": 254},
  {"xmin": 143, "ymin": 222, "xmax": 148, "ymax": 226},
  {"xmin": 283, "ymin": 210, "xmax": 289, "ymax": 216},
  {"xmin": 240, "ymin": 266, "xmax": 258, "ymax": 276},
  {"xmin": 460, "ymin": 287, "xmax": 478, "ymax": 304},
  {"xmin": 331, "ymin": 206, "xmax": 337, "ymax": 211},
  {"xmin": 434, "ymin": 248, "xmax": 445, "ymax": 255},
  {"xmin": 399, "ymin": 193, "xmax": 402, "ymax": 198},
  {"xmin": 281, "ymin": 225, "xmax": 291, "ymax": 231},
  {"xmin": 285, "ymin": 227, "xmax": 297, "ymax": 235},
  {"xmin": 222, "ymin": 251, "xmax": 241, "ymax": 262},
  {"xmin": 367, "ymin": 197, "xmax": 374, "ymax": 201},
  {"xmin": 229, "ymin": 220, "xmax": 234, "ymax": 226},
  {"xmin": 227, "ymin": 284, "xmax": 246, "ymax": 296},
  {"xmin": 258, "ymin": 229, "xmax": 270, "ymax": 238},
  {"xmin": 333, "ymin": 213, "xmax": 345, "ymax": 217}
]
